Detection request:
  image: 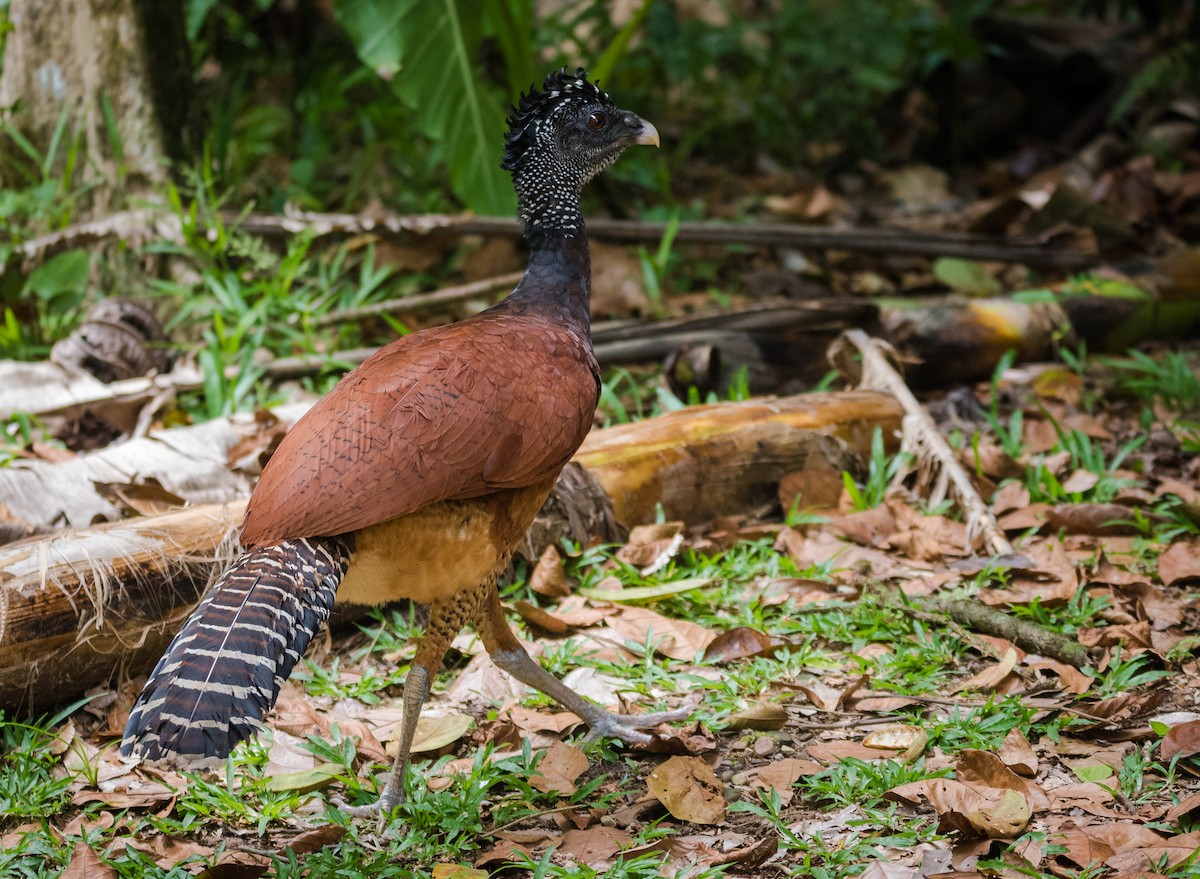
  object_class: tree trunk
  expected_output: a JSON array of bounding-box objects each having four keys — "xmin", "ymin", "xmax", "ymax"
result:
[{"xmin": 0, "ymin": 0, "xmax": 191, "ymax": 214}]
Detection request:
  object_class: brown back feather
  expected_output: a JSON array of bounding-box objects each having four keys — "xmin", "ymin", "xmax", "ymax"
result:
[{"xmin": 240, "ymin": 311, "xmax": 599, "ymax": 547}]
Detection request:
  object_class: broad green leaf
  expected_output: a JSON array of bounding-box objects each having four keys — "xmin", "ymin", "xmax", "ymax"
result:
[
  {"xmin": 932, "ymin": 257, "xmax": 1001, "ymax": 296},
  {"xmin": 26, "ymin": 249, "xmax": 89, "ymax": 300},
  {"xmin": 1072, "ymin": 762, "xmax": 1113, "ymax": 783},
  {"xmin": 334, "ymin": 0, "xmax": 515, "ymax": 216},
  {"xmin": 483, "ymin": 1, "xmax": 534, "ymax": 99}
]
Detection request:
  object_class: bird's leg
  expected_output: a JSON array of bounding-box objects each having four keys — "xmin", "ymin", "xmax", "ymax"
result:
[
  {"xmin": 473, "ymin": 588, "xmax": 691, "ymax": 745},
  {"xmin": 339, "ymin": 590, "xmax": 481, "ymax": 826}
]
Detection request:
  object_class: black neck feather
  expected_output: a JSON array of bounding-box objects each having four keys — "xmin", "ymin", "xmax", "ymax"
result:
[{"xmin": 501, "ymin": 234, "xmax": 591, "ymax": 332}]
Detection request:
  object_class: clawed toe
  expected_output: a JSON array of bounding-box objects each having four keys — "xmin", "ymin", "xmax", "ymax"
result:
[
  {"xmin": 331, "ymin": 794, "xmax": 401, "ymax": 833},
  {"xmin": 613, "ymin": 706, "xmax": 693, "ymax": 726},
  {"xmin": 583, "ymin": 702, "xmax": 696, "ymax": 746}
]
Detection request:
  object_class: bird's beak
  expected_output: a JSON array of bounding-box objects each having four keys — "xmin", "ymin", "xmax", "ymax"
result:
[
  {"xmin": 634, "ymin": 120, "xmax": 661, "ymax": 147},
  {"xmin": 623, "ymin": 114, "xmax": 660, "ymax": 147}
]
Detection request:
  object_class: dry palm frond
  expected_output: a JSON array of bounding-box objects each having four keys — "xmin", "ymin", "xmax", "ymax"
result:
[{"xmin": 830, "ymin": 329, "xmax": 1013, "ymax": 556}]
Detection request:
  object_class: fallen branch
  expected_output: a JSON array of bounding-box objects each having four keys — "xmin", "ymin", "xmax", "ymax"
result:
[
  {"xmin": 234, "ymin": 212, "xmax": 1098, "ymax": 268},
  {"xmin": 910, "ymin": 594, "xmax": 1091, "ymax": 669},
  {"xmin": 13, "ymin": 207, "xmax": 1097, "ymax": 270},
  {"xmin": 831, "ymin": 329, "xmax": 1014, "ymax": 556}
]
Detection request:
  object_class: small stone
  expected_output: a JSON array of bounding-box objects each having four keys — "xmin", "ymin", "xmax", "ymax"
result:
[
  {"xmin": 730, "ymin": 771, "xmax": 750, "ymax": 786},
  {"xmin": 599, "ymin": 814, "xmax": 617, "ymax": 827},
  {"xmin": 719, "ymin": 769, "xmax": 734, "ymax": 783},
  {"xmin": 753, "ymin": 736, "xmax": 777, "ymax": 757},
  {"xmin": 731, "ymin": 738, "xmax": 750, "ymax": 751},
  {"xmin": 780, "ymin": 744, "xmax": 796, "ymax": 755},
  {"xmin": 723, "ymin": 785, "xmax": 741, "ymax": 802}
]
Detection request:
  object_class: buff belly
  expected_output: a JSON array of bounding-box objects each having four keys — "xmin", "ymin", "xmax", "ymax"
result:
[{"xmin": 334, "ymin": 478, "xmax": 556, "ymax": 606}]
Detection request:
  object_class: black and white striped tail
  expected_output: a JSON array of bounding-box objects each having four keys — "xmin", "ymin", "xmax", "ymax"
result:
[{"xmin": 122, "ymin": 536, "xmax": 350, "ymax": 760}]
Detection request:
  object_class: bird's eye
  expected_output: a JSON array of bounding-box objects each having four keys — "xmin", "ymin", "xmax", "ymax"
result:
[{"xmin": 587, "ymin": 112, "xmax": 607, "ymax": 131}]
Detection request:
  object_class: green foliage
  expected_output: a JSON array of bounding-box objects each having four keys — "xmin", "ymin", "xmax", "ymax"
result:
[
  {"xmin": 144, "ymin": 172, "xmax": 417, "ymax": 420},
  {"xmin": 334, "ymin": 0, "xmax": 523, "ymax": 216},
  {"xmin": 0, "ymin": 109, "xmax": 87, "ymax": 243},
  {"xmin": 0, "ymin": 248, "xmax": 91, "ymax": 359},
  {"xmin": 981, "ymin": 349, "xmax": 1025, "ymax": 458},
  {"xmin": 636, "ymin": 207, "xmax": 680, "ymax": 318},
  {"xmin": 799, "ymin": 757, "xmax": 947, "ymax": 810},
  {"xmin": 1105, "ymin": 349, "xmax": 1200, "ymax": 412},
  {"xmin": 932, "ymin": 257, "xmax": 1001, "ymax": 296},
  {"xmin": 1084, "ymin": 649, "xmax": 1172, "ymax": 699},
  {"xmin": 613, "ymin": 0, "xmax": 948, "ymax": 166},
  {"xmin": 841, "ymin": 426, "xmax": 910, "ymax": 510}
]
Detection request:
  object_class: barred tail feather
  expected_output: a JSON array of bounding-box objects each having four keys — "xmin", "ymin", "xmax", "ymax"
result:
[{"xmin": 122, "ymin": 536, "xmax": 350, "ymax": 760}]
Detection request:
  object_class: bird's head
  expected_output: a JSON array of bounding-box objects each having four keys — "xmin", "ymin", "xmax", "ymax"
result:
[{"xmin": 502, "ymin": 68, "xmax": 658, "ymax": 227}]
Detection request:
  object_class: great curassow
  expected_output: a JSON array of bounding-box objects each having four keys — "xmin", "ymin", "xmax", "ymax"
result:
[{"xmin": 122, "ymin": 68, "xmax": 681, "ymax": 817}]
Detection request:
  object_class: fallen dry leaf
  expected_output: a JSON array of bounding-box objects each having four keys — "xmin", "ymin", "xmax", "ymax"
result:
[
  {"xmin": 794, "ymin": 680, "xmax": 845, "ymax": 712},
  {"xmin": 124, "ymin": 836, "xmax": 216, "ymax": 869},
  {"xmin": 726, "ymin": 701, "xmax": 789, "ymax": 731},
  {"xmin": 702, "ymin": 626, "xmax": 780, "ymax": 662},
  {"xmin": 1118, "ymin": 581, "xmax": 1184, "ymax": 628},
  {"xmin": 558, "ymin": 826, "xmax": 634, "ymax": 868},
  {"xmin": 956, "ymin": 749, "xmax": 1049, "ymax": 811},
  {"xmin": 951, "ymin": 648, "xmax": 1019, "ymax": 694},
  {"xmin": 742, "ymin": 757, "xmax": 819, "ymax": 805},
  {"xmin": 1075, "ymin": 690, "xmax": 1163, "ymax": 726},
  {"xmin": 511, "ymin": 599, "xmax": 571, "ymax": 634},
  {"xmin": 1045, "ymin": 502, "xmax": 1138, "ymax": 536},
  {"xmin": 60, "ymin": 843, "xmax": 117, "ymax": 879},
  {"xmin": 431, "ymin": 865, "xmax": 488, "ymax": 879},
  {"xmin": 808, "ymin": 740, "xmax": 902, "ymax": 763},
  {"xmin": 1166, "ymin": 789, "xmax": 1200, "ymax": 822},
  {"xmin": 1158, "ymin": 539, "xmax": 1200, "ymax": 587},
  {"xmin": 889, "ymin": 778, "xmax": 1031, "ymax": 838},
  {"xmin": 616, "ymin": 522, "xmax": 684, "ymax": 571},
  {"xmin": 474, "ymin": 841, "xmax": 532, "ymax": 868},
  {"xmin": 1161, "ymin": 719, "xmax": 1200, "ymax": 761},
  {"xmin": 410, "ymin": 713, "xmax": 474, "ymax": 754},
  {"xmin": 604, "ymin": 605, "xmax": 715, "ymax": 660},
  {"xmin": 864, "ymin": 723, "xmax": 928, "ymax": 762},
  {"xmin": 94, "ymin": 479, "xmax": 188, "ymax": 518},
  {"xmin": 265, "ymin": 728, "xmax": 315, "ymax": 777},
  {"xmin": 264, "ymin": 763, "xmax": 342, "ymax": 794},
  {"xmin": 529, "ymin": 741, "xmax": 588, "ymax": 795},
  {"xmin": 529, "ymin": 544, "xmax": 570, "ymax": 597},
  {"xmin": 506, "ymin": 705, "xmax": 582, "ymax": 736},
  {"xmin": 280, "ymin": 825, "xmax": 347, "ymax": 857},
  {"xmin": 1104, "ymin": 830, "xmax": 1200, "ymax": 872},
  {"xmin": 70, "ymin": 783, "xmax": 177, "ymax": 810},
  {"xmin": 646, "ymin": 756, "xmax": 726, "ymax": 824},
  {"xmin": 998, "ymin": 728, "xmax": 1038, "ymax": 777},
  {"xmin": 1047, "ymin": 782, "xmax": 1124, "ymax": 818}
]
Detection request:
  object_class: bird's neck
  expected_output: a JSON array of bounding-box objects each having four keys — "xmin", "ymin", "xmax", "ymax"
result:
[
  {"xmin": 503, "ymin": 234, "xmax": 592, "ymax": 333},
  {"xmin": 513, "ymin": 159, "xmax": 587, "ymax": 242}
]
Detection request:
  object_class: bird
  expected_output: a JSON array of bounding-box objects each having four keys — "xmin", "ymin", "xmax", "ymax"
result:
[{"xmin": 122, "ymin": 68, "xmax": 683, "ymax": 817}]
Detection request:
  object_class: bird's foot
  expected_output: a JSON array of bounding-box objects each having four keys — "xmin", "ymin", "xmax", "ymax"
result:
[
  {"xmin": 331, "ymin": 790, "xmax": 404, "ymax": 834},
  {"xmin": 583, "ymin": 704, "xmax": 695, "ymax": 746}
]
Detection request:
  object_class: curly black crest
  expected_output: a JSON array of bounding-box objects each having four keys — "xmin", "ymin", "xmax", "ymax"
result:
[{"xmin": 501, "ymin": 67, "xmax": 611, "ymax": 171}]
